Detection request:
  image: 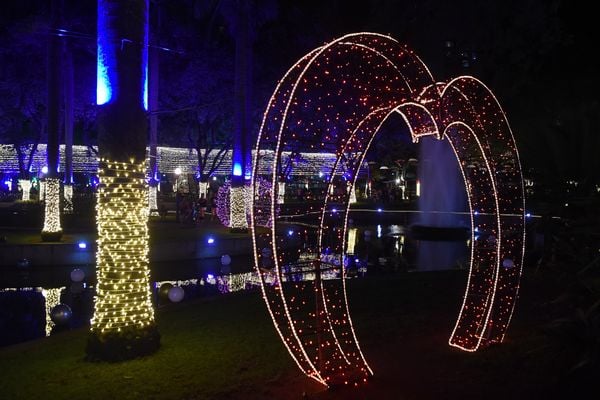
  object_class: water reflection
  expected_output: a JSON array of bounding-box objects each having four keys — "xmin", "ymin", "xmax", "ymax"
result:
[{"xmin": 1, "ymin": 221, "xmax": 470, "ymax": 347}]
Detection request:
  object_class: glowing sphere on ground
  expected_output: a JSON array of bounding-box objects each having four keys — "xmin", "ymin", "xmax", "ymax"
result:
[
  {"xmin": 221, "ymin": 254, "xmax": 231, "ymax": 266},
  {"xmin": 70, "ymin": 268, "xmax": 85, "ymax": 282},
  {"xmin": 220, "ymin": 254, "xmax": 232, "ymax": 274},
  {"xmin": 168, "ymin": 286, "xmax": 185, "ymax": 303},
  {"xmin": 159, "ymin": 283, "xmax": 173, "ymax": 300},
  {"xmin": 50, "ymin": 304, "xmax": 72, "ymax": 325}
]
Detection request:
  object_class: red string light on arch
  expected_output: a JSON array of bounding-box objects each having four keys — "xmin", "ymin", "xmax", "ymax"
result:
[{"xmin": 250, "ymin": 32, "xmax": 525, "ymax": 387}]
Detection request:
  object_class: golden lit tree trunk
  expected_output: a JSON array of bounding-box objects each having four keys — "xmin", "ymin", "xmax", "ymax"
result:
[
  {"xmin": 86, "ymin": 0, "xmax": 159, "ymax": 361},
  {"xmin": 41, "ymin": 0, "xmax": 63, "ymax": 242}
]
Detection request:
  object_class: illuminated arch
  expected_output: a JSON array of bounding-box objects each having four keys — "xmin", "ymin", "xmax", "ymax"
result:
[{"xmin": 250, "ymin": 33, "xmax": 525, "ymax": 386}]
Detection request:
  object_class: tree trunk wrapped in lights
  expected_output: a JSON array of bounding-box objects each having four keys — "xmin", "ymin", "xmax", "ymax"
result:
[
  {"xmin": 41, "ymin": 0, "xmax": 62, "ymax": 242},
  {"xmin": 148, "ymin": 184, "xmax": 159, "ymax": 216},
  {"xmin": 63, "ymin": 46, "xmax": 74, "ymax": 215},
  {"xmin": 19, "ymin": 179, "xmax": 32, "ymax": 201},
  {"xmin": 41, "ymin": 178, "xmax": 63, "ymax": 241},
  {"xmin": 87, "ymin": 0, "xmax": 159, "ymax": 361},
  {"xmin": 88, "ymin": 159, "xmax": 158, "ymax": 359},
  {"xmin": 198, "ymin": 181, "xmax": 208, "ymax": 198},
  {"xmin": 39, "ymin": 180, "xmax": 46, "ymax": 201},
  {"xmin": 229, "ymin": 184, "xmax": 248, "ymax": 231},
  {"xmin": 277, "ymin": 181, "xmax": 285, "ymax": 204},
  {"xmin": 63, "ymin": 184, "xmax": 74, "ymax": 214}
]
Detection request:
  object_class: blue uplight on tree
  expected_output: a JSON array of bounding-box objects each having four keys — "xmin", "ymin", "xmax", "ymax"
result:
[
  {"xmin": 233, "ymin": 163, "xmax": 243, "ymax": 177},
  {"xmin": 97, "ymin": 0, "xmax": 149, "ymax": 110}
]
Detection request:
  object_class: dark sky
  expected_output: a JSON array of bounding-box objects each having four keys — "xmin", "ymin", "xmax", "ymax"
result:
[{"xmin": 1, "ymin": 0, "xmax": 598, "ymax": 187}]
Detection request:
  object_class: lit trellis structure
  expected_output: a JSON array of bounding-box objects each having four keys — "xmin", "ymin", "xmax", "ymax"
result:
[
  {"xmin": 0, "ymin": 145, "xmax": 365, "ymax": 178},
  {"xmin": 250, "ymin": 33, "xmax": 525, "ymax": 386}
]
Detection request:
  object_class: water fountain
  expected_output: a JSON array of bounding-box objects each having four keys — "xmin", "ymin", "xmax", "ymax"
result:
[{"xmin": 411, "ymin": 136, "xmax": 469, "ymax": 270}]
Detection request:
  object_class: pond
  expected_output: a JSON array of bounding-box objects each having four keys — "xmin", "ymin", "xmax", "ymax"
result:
[{"xmin": 0, "ymin": 216, "xmax": 472, "ymax": 347}]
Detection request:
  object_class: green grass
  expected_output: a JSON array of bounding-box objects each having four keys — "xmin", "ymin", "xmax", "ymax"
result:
[
  {"xmin": 0, "ymin": 292, "xmax": 291, "ymax": 400},
  {"xmin": 0, "ymin": 271, "xmax": 580, "ymax": 399}
]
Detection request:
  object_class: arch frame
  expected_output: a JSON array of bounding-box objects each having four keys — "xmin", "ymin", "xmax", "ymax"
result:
[{"xmin": 250, "ymin": 33, "xmax": 525, "ymax": 387}]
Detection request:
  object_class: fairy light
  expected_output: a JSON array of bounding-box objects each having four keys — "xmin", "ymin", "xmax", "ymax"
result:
[
  {"xmin": 230, "ymin": 186, "xmax": 248, "ymax": 230},
  {"xmin": 19, "ymin": 179, "xmax": 32, "ymax": 201},
  {"xmin": 41, "ymin": 178, "xmax": 62, "ymax": 238},
  {"xmin": 217, "ymin": 178, "xmax": 275, "ymax": 228},
  {"xmin": 198, "ymin": 181, "xmax": 208, "ymax": 198},
  {"xmin": 0, "ymin": 145, "xmax": 367, "ymax": 180},
  {"xmin": 90, "ymin": 158, "xmax": 156, "ymax": 334},
  {"xmin": 250, "ymin": 32, "xmax": 525, "ymax": 387},
  {"xmin": 348, "ymin": 181, "xmax": 357, "ymax": 204},
  {"xmin": 277, "ymin": 181, "xmax": 286, "ymax": 204},
  {"xmin": 63, "ymin": 184, "xmax": 74, "ymax": 214},
  {"xmin": 39, "ymin": 180, "xmax": 46, "ymax": 201},
  {"xmin": 148, "ymin": 184, "xmax": 159, "ymax": 216}
]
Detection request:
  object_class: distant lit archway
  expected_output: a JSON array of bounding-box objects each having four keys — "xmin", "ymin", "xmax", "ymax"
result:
[{"xmin": 251, "ymin": 33, "xmax": 525, "ymax": 387}]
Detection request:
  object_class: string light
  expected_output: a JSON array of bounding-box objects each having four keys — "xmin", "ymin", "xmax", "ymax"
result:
[
  {"xmin": 250, "ymin": 32, "xmax": 525, "ymax": 386},
  {"xmin": 148, "ymin": 184, "xmax": 159, "ymax": 216},
  {"xmin": 63, "ymin": 184, "xmax": 74, "ymax": 214},
  {"xmin": 18, "ymin": 179, "xmax": 32, "ymax": 201},
  {"xmin": 90, "ymin": 159, "xmax": 156, "ymax": 334},
  {"xmin": 39, "ymin": 180, "xmax": 46, "ymax": 201},
  {"xmin": 198, "ymin": 181, "xmax": 208, "ymax": 198},
  {"xmin": 41, "ymin": 178, "xmax": 62, "ymax": 239},
  {"xmin": 0, "ymin": 145, "xmax": 367, "ymax": 179},
  {"xmin": 216, "ymin": 178, "xmax": 275, "ymax": 228},
  {"xmin": 230, "ymin": 186, "xmax": 248, "ymax": 230},
  {"xmin": 277, "ymin": 182, "xmax": 286, "ymax": 204}
]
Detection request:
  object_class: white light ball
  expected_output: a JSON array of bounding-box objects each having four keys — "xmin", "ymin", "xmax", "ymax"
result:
[
  {"xmin": 70, "ymin": 268, "xmax": 85, "ymax": 282},
  {"xmin": 168, "ymin": 286, "xmax": 185, "ymax": 303},
  {"xmin": 221, "ymin": 254, "xmax": 231, "ymax": 266},
  {"xmin": 502, "ymin": 259, "xmax": 515, "ymax": 269}
]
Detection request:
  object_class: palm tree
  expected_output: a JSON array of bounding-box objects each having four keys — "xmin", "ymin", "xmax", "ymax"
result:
[
  {"xmin": 41, "ymin": 0, "xmax": 63, "ymax": 242},
  {"xmin": 86, "ymin": 0, "xmax": 160, "ymax": 361},
  {"xmin": 215, "ymin": 0, "xmax": 276, "ymax": 231},
  {"xmin": 63, "ymin": 45, "xmax": 74, "ymax": 214}
]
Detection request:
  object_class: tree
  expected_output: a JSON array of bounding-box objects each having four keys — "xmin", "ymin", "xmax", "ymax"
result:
[
  {"xmin": 41, "ymin": 0, "xmax": 64, "ymax": 241},
  {"xmin": 0, "ymin": 3, "xmax": 47, "ymax": 200},
  {"xmin": 188, "ymin": 115, "xmax": 230, "ymax": 198},
  {"xmin": 86, "ymin": 0, "xmax": 160, "ymax": 361},
  {"xmin": 215, "ymin": 0, "xmax": 276, "ymax": 231}
]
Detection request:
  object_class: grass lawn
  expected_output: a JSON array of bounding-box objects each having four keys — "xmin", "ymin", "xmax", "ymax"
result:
[{"xmin": 0, "ymin": 271, "xmax": 585, "ymax": 399}]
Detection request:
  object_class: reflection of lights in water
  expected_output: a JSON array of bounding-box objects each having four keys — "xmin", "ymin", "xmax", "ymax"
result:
[
  {"xmin": 377, "ymin": 224, "xmax": 382, "ymax": 238},
  {"xmin": 152, "ymin": 256, "xmax": 362, "ymax": 298},
  {"xmin": 41, "ymin": 287, "xmax": 65, "ymax": 336},
  {"xmin": 1, "ymin": 287, "xmax": 66, "ymax": 337}
]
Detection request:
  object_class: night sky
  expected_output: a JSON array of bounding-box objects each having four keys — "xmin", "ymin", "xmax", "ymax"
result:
[{"xmin": 0, "ymin": 0, "xmax": 598, "ymax": 192}]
